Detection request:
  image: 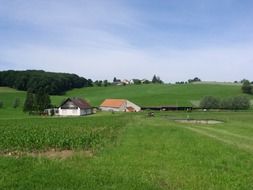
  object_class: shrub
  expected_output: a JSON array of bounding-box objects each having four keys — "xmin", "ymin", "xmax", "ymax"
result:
[
  {"xmin": 231, "ymin": 96, "xmax": 250, "ymax": 110},
  {"xmin": 242, "ymin": 80, "xmax": 252, "ymax": 94},
  {"xmin": 200, "ymin": 96, "xmax": 220, "ymax": 109}
]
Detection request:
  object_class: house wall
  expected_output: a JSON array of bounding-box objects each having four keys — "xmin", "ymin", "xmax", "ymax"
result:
[
  {"xmin": 126, "ymin": 101, "xmax": 141, "ymax": 112},
  {"xmin": 59, "ymin": 107, "xmax": 80, "ymax": 116},
  {"xmin": 80, "ymin": 108, "xmax": 92, "ymax": 115}
]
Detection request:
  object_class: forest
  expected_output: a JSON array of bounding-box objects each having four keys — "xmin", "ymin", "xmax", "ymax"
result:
[{"xmin": 0, "ymin": 70, "xmax": 93, "ymax": 95}]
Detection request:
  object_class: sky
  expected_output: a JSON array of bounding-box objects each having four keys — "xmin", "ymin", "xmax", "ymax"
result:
[{"xmin": 0, "ymin": 0, "xmax": 253, "ymax": 82}]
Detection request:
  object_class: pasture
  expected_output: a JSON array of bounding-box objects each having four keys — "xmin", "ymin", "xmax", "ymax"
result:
[{"xmin": 1, "ymin": 111, "xmax": 253, "ymax": 189}]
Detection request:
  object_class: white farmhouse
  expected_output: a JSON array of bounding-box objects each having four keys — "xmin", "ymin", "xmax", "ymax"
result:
[
  {"xmin": 100, "ymin": 99, "xmax": 141, "ymax": 112},
  {"xmin": 58, "ymin": 98, "xmax": 92, "ymax": 116}
]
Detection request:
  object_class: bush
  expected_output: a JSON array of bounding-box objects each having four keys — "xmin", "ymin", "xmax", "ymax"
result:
[
  {"xmin": 220, "ymin": 97, "xmax": 233, "ymax": 109},
  {"xmin": 200, "ymin": 96, "xmax": 220, "ymax": 109},
  {"xmin": 242, "ymin": 80, "xmax": 252, "ymax": 94},
  {"xmin": 231, "ymin": 96, "xmax": 250, "ymax": 110},
  {"xmin": 0, "ymin": 101, "xmax": 3, "ymax": 108},
  {"xmin": 201, "ymin": 96, "xmax": 251, "ymax": 110}
]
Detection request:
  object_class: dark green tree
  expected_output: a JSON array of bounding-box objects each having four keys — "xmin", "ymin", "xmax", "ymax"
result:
[
  {"xmin": 242, "ymin": 80, "xmax": 252, "ymax": 94},
  {"xmin": 35, "ymin": 89, "xmax": 51, "ymax": 111},
  {"xmin": 200, "ymin": 96, "xmax": 220, "ymax": 109},
  {"xmin": 23, "ymin": 90, "xmax": 35, "ymax": 112}
]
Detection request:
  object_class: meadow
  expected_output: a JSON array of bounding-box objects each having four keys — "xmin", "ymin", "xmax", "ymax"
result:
[{"xmin": 0, "ymin": 84, "xmax": 253, "ymax": 189}]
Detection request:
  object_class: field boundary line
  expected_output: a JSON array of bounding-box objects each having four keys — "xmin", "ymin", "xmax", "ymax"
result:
[{"xmin": 181, "ymin": 126, "xmax": 253, "ymax": 153}]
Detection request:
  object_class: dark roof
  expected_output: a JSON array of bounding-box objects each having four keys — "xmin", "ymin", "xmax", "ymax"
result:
[{"xmin": 60, "ymin": 98, "xmax": 91, "ymax": 109}]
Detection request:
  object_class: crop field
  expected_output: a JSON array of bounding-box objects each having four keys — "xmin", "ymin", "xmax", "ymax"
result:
[{"xmin": 0, "ymin": 111, "xmax": 253, "ymax": 189}]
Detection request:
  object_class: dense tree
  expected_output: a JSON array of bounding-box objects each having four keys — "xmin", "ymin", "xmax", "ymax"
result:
[
  {"xmin": 0, "ymin": 70, "xmax": 93, "ymax": 95},
  {"xmin": 201, "ymin": 96, "xmax": 251, "ymax": 110},
  {"xmin": 242, "ymin": 80, "xmax": 252, "ymax": 94},
  {"xmin": 231, "ymin": 96, "xmax": 250, "ymax": 110},
  {"xmin": 103, "ymin": 80, "xmax": 109, "ymax": 87},
  {"xmin": 152, "ymin": 75, "xmax": 163, "ymax": 84},
  {"xmin": 35, "ymin": 89, "xmax": 51, "ymax": 111},
  {"xmin": 23, "ymin": 90, "xmax": 35, "ymax": 112},
  {"xmin": 188, "ymin": 77, "xmax": 201, "ymax": 83},
  {"xmin": 200, "ymin": 96, "xmax": 220, "ymax": 109}
]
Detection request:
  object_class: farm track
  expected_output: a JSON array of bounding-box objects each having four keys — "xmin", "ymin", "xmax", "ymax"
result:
[{"xmin": 184, "ymin": 126, "xmax": 253, "ymax": 153}]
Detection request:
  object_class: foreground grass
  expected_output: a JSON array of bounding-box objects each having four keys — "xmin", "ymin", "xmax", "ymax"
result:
[{"xmin": 1, "ymin": 111, "xmax": 253, "ymax": 189}]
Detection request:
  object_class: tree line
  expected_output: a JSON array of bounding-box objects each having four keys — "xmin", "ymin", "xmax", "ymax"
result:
[
  {"xmin": 241, "ymin": 80, "xmax": 253, "ymax": 95},
  {"xmin": 200, "ymin": 96, "xmax": 251, "ymax": 110},
  {"xmin": 0, "ymin": 70, "xmax": 93, "ymax": 95}
]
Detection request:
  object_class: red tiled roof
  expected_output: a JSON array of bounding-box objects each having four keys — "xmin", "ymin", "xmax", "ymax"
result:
[{"xmin": 100, "ymin": 99, "xmax": 126, "ymax": 108}]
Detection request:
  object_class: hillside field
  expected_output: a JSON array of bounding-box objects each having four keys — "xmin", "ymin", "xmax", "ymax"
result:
[
  {"xmin": 0, "ymin": 84, "xmax": 253, "ymax": 189},
  {"xmin": 53, "ymin": 83, "xmax": 250, "ymax": 107}
]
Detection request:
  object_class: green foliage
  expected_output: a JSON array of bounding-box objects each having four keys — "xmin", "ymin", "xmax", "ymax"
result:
[
  {"xmin": 151, "ymin": 74, "xmax": 163, "ymax": 84},
  {"xmin": 188, "ymin": 77, "xmax": 201, "ymax": 83},
  {"xmin": 201, "ymin": 95, "xmax": 251, "ymax": 110},
  {"xmin": 231, "ymin": 96, "xmax": 250, "ymax": 110},
  {"xmin": 241, "ymin": 80, "xmax": 252, "ymax": 94},
  {"xmin": 35, "ymin": 89, "xmax": 51, "ymax": 111},
  {"xmin": 200, "ymin": 96, "xmax": 221, "ymax": 109},
  {"xmin": 23, "ymin": 91, "xmax": 35, "ymax": 112},
  {"xmin": 0, "ymin": 70, "xmax": 93, "ymax": 95},
  {"xmin": 0, "ymin": 115, "xmax": 125, "ymax": 152}
]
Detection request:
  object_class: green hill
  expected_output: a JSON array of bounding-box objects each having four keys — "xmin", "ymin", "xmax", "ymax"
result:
[
  {"xmin": 52, "ymin": 83, "xmax": 250, "ymax": 107},
  {"xmin": 0, "ymin": 83, "xmax": 251, "ymax": 116}
]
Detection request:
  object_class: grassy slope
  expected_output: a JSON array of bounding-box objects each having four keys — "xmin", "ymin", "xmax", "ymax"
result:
[
  {"xmin": 52, "ymin": 83, "xmax": 249, "ymax": 107},
  {"xmin": 1, "ymin": 112, "xmax": 253, "ymax": 189}
]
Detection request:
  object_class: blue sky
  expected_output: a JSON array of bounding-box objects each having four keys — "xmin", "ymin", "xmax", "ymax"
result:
[{"xmin": 0, "ymin": 0, "xmax": 253, "ymax": 82}]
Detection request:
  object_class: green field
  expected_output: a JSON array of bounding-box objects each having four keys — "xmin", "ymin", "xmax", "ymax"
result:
[
  {"xmin": 1, "ymin": 84, "xmax": 253, "ymax": 189},
  {"xmin": 53, "ymin": 83, "xmax": 249, "ymax": 107}
]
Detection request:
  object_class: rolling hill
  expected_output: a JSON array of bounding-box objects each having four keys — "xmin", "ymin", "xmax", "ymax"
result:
[
  {"xmin": 51, "ymin": 83, "xmax": 250, "ymax": 107},
  {"xmin": 1, "ymin": 83, "xmax": 251, "ymax": 111}
]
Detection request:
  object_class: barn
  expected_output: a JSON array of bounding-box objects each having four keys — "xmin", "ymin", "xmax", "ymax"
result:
[
  {"xmin": 100, "ymin": 99, "xmax": 141, "ymax": 112},
  {"xmin": 58, "ymin": 97, "xmax": 92, "ymax": 116}
]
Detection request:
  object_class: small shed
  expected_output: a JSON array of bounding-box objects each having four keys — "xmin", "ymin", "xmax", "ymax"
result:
[
  {"xmin": 58, "ymin": 97, "xmax": 92, "ymax": 116},
  {"xmin": 100, "ymin": 99, "xmax": 141, "ymax": 112}
]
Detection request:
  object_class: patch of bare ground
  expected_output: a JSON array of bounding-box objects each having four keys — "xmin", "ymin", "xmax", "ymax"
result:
[
  {"xmin": 175, "ymin": 119, "xmax": 223, "ymax": 124},
  {"xmin": 0, "ymin": 149, "xmax": 93, "ymax": 159}
]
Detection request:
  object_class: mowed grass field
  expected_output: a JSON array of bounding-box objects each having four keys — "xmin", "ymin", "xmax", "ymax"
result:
[{"xmin": 1, "ymin": 84, "xmax": 253, "ymax": 189}]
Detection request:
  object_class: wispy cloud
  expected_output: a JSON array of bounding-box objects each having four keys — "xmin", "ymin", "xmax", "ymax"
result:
[{"xmin": 0, "ymin": 0, "xmax": 253, "ymax": 82}]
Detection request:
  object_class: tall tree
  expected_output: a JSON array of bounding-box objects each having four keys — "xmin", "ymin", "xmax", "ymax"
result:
[
  {"xmin": 242, "ymin": 80, "xmax": 252, "ymax": 94},
  {"xmin": 35, "ymin": 89, "xmax": 51, "ymax": 111},
  {"xmin": 23, "ymin": 90, "xmax": 35, "ymax": 112}
]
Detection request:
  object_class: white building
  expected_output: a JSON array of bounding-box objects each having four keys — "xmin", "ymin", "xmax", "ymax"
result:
[
  {"xmin": 58, "ymin": 98, "xmax": 92, "ymax": 116},
  {"xmin": 100, "ymin": 99, "xmax": 141, "ymax": 112}
]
